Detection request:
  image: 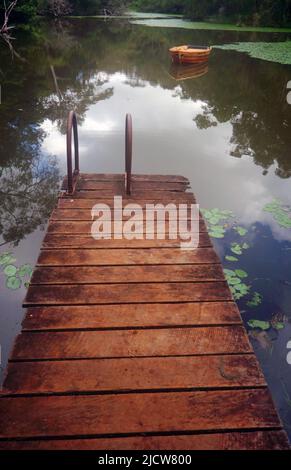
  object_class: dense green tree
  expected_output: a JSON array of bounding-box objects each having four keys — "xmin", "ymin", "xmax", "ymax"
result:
[{"xmin": 133, "ymin": 0, "xmax": 291, "ymax": 26}]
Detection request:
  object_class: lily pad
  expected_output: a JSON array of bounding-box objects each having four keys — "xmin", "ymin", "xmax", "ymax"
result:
[
  {"xmin": 235, "ymin": 269, "xmax": 248, "ymax": 279},
  {"xmin": 273, "ymin": 322, "xmax": 285, "ymax": 330},
  {"xmin": 247, "ymin": 292, "xmax": 263, "ymax": 308},
  {"xmin": 231, "ymin": 243, "xmax": 243, "ymax": 255},
  {"xmin": 248, "ymin": 319, "xmax": 270, "ymax": 330},
  {"xmin": 263, "ymin": 199, "xmax": 291, "ymax": 229},
  {"xmin": 228, "ymin": 277, "xmax": 242, "ymax": 285},
  {"xmin": 225, "ymin": 255, "xmax": 238, "ymax": 262},
  {"xmin": 4, "ymin": 265, "xmax": 17, "ymax": 277},
  {"xmin": 18, "ymin": 264, "xmax": 33, "ymax": 278},
  {"xmin": 0, "ymin": 253, "xmax": 16, "ymax": 266},
  {"xmin": 6, "ymin": 276, "xmax": 22, "ymax": 290},
  {"xmin": 223, "ymin": 269, "xmax": 236, "ymax": 277},
  {"xmin": 234, "ymin": 226, "xmax": 248, "ymax": 236},
  {"xmin": 216, "ymin": 42, "xmax": 291, "ymax": 66}
]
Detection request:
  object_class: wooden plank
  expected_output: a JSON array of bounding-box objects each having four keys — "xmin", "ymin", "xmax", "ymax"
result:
[
  {"xmin": 58, "ymin": 196, "xmax": 196, "ymax": 209},
  {"xmin": 36, "ymin": 248, "xmax": 218, "ymax": 266},
  {"xmin": 72, "ymin": 174, "xmax": 189, "ymax": 183},
  {"xmin": 51, "ymin": 209, "xmax": 198, "ymax": 221},
  {"xmin": 22, "ymin": 302, "xmax": 242, "ymax": 331},
  {"xmin": 68, "ymin": 191, "xmax": 196, "ymax": 200},
  {"xmin": 0, "ymin": 430, "xmax": 289, "ymax": 450},
  {"xmin": 2, "ymin": 355, "xmax": 265, "ymax": 396},
  {"xmin": 46, "ymin": 219, "xmax": 207, "ymax": 234},
  {"xmin": 10, "ymin": 326, "xmax": 251, "ymax": 360},
  {"xmin": 42, "ymin": 233, "xmax": 212, "ymax": 249},
  {"xmin": 75, "ymin": 181, "xmax": 189, "ymax": 192},
  {"xmin": 0, "ymin": 389, "xmax": 281, "ymax": 439},
  {"xmin": 24, "ymin": 282, "xmax": 231, "ymax": 305},
  {"xmin": 31, "ymin": 264, "xmax": 224, "ymax": 285}
]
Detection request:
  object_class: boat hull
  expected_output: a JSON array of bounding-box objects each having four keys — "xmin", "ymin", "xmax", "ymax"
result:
[{"xmin": 169, "ymin": 45, "xmax": 212, "ymax": 65}]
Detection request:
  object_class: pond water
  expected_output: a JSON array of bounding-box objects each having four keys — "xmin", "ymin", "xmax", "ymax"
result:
[{"xmin": 1, "ymin": 17, "xmax": 291, "ymax": 439}]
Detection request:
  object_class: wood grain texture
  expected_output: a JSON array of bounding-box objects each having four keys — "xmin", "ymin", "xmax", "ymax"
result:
[
  {"xmin": 46, "ymin": 220, "xmax": 207, "ymax": 234},
  {"xmin": 10, "ymin": 326, "xmax": 251, "ymax": 360},
  {"xmin": 3, "ymin": 355, "xmax": 265, "ymax": 396},
  {"xmin": 42, "ymin": 233, "xmax": 212, "ymax": 249},
  {"xmin": 24, "ymin": 282, "xmax": 232, "ymax": 305},
  {"xmin": 36, "ymin": 248, "xmax": 218, "ymax": 266},
  {"xmin": 0, "ymin": 389, "xmax": 281, "ymax": 439},
  {"xmin": 0, "ymin": 430, "xmax": 289, "ymax": 450},
  {"xmin": 31, "ymin": 264, "xmax": 224, "ymax": 285},
  {"xmin": 75, "ymin": 180, "xmax": 189, "ymax": 192},
  {"xmin": 22, "ymin": 302, "xmax": 242, "ymax": 331},
  {"xmin": 68, "ymin": 191, "xmax": 197, "ymax": 200},
  {"xmin": 51, "ymin": 209, "xmax": 198, "ymax": 221},
  {"xmin": 58, "ymin": 196, "xmax": 196, "ymax": 209}
]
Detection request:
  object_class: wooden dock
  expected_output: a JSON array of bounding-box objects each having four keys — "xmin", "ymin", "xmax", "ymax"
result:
[{"xmin": 0, "ymin": 114, "xmax": 289, "ymax": 450}]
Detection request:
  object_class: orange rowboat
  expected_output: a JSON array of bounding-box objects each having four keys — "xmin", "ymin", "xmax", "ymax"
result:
[{"xmin": 169, "ymin": 45, "xmax": 212, "ymax": 64}]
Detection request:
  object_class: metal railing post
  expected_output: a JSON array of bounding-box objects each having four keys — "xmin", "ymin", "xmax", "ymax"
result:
[
  {"xmin": 125, "ymin": 113, "xmax": 132, "ymax": 195},
  {"xmin": 66, "ymin": 111, "xmax": 79, "ymax": 195}
]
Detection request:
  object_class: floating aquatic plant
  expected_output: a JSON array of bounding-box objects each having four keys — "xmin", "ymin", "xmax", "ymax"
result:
[
  {"xmin": 248, "ymin": 319, "xmax": 270, "ymax": 330},
  {"xmin": 234, "ymin": 226, "xmax": 248, "ymax": 237},
  {"xmin": 225, "ymin": 255, "xmax": 238, "ymax": 262},
  {"xmin": 247, "ymin": 291, "xmax": 263, "ymax": 308},
  {"xmin": 223, "ymin": 268, "xmax": 250, "ymax": 300},
  {"xmin": 248, "ymin": 313, "xmax": 286, "ymax": 332},
  {"xmin": 263, "ymin": 199, "xmax": 291, "ymax": 229},
  {"xmin": 216, "ymin": 42, "xmax": 291, "ymax": 65},
  {"xmin": 201, "ymin": 208, "xmax": 233, "ymax": 239},
  {"xmin": 0, "ymin": 252, "xmax": 32, "ymax": 290},
  {"xmin": 230, "ymin": 242, "xmax": 249, "ymax": 255}
]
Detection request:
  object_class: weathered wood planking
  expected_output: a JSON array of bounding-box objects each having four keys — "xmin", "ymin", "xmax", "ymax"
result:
[
  {"xmin": 21, "ymin": 302, "xmax": 242, "ymax": 331},
  {"xmin": 30, "ymin": 264, "xmax": 224, "ymax": 285},
  {"xmin": 42, "ymin": 233, "xmax": 212, "ymax": 249},
  {"xmin": 0, "ymin": 430, "xmax": 288, "ymax": 450},
  {"xmin": 0, "ymin": 390, "xmax": 282, "ymax": 439},
  {"xmin": 36, "ymin": 248, "xmax": 218, "ymax": 266},
  {"xmin": 0, "ymin": 173, "xmax": 289, "ymax": 450},
  {"xmin": 10, "ymin": 326, "xmax": 251, "ymax": 360},
  {"xmin": 2, "ymin": 355, "xmax": 265, "ymax": 396},
  {"xmin": 24, "ymin": 282, "xmax": 232, "ymax": 305}
]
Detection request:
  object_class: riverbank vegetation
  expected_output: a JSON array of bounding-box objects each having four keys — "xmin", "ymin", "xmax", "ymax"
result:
[
  {"xmin": 0, "ymin": 0, "xmax": 130, "ymax": 27},
  {"xmin": 1, "ymin": 1, "xmax": 290, "ymax": 27},
  {"xmin": 132, "ymin": 1, "xmax": 291, "ymax": 27}
]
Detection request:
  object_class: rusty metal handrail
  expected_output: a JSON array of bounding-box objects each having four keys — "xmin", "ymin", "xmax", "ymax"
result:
[
  {"xmin": 66, "ymin": 110, "xmax": 80, "ymax": 194},
  {"xmin": 125, "ymin": 113, "xmax": 132, "ymax": 195}
]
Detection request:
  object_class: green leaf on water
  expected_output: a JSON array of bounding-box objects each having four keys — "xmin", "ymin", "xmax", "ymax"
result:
[
  {"xmin": 248, "ymin": 319, "xmax": 270, "ymax": 330},
  {"xmin": 228, "ymin": 277, "xmax": 242, "ymax": 285},
  {"xmin": 263, "ymin": 199, "xmax": 291, "ymax": 229},
  {"xmin": 247, "ymin": 292, "xmax": 263, "ymax": 308},
  {"xmin": 209, "ymin": 231, "xmax": 224, "ymax": 238},
  {"xmin": 223, "ymin": 269, "xmax": 235, "ymax": 277},
  {"xmin": 225, "ymin": 255, "xmax": 238, "ymax": 262},
  {"xmin": 231, "ymin": 243, "xmax": 242, "ymax": 255},
  {"xmin": 235, "ymin": 269, "xmax": 248, "ymax": 279},
  {"xmin": 3, "ymin": 265, "xmax": 17, "ymax": 277},
  {"xmin": 0, "ymin": 253, "xmax": 16, "ymax": 266},
  {"xmin": 6, "ymin": 276, "xmax": 21, "ymax": 290},
  {"xmin": 234, "ymin": 226, "xmax": 248, "ymax": 236},
  {"xmin": 273, "ymin": 322, "xmax": 285, "ymax": 330},
  {"xmin": 18, "ymin": 264, "xmax": 33, "ymax": 278}
]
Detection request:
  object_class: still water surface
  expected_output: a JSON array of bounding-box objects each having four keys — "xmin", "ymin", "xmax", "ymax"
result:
[{"xmin": 1, "ymin": 17, "xmax": 291, "ymax": 438}]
